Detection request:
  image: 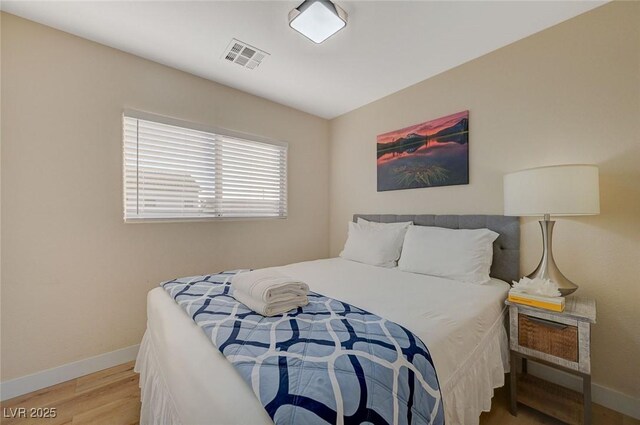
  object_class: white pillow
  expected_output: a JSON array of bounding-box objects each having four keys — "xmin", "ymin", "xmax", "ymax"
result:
[
  {"xmin": 398, "ymin": 226, "xmax": 499, "ymax": 284},
  {"xmin": 340, "ymin": 221, "xmax": 411, "ymax": 267},
  {"xmin": 357, "ymin": 217, "xmax": 413, "ymax": 229}
]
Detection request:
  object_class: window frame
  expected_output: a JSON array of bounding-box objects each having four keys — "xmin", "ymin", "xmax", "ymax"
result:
[{"xmin": 122, "ymin": 109, "xmax": 288, "ymax": 223}]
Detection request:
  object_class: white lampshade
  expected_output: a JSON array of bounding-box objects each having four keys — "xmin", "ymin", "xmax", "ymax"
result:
[
  {"xmin": 504, "ymin": 164, "xmax": 600, "ymax": 216},
  {"xmin": 289, "ymin": 0, "xmax": 347, "ymax": 44}
]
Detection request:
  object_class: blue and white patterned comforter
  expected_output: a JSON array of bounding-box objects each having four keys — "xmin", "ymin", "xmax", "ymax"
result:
[{"xmin": 162, "ymin": 271, "xmax": 445, "ymax": 425}]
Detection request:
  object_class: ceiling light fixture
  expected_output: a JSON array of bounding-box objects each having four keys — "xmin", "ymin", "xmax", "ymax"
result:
[{"xmin": 288, "ymin": 0, "xmax": 348, "ymax": 44}]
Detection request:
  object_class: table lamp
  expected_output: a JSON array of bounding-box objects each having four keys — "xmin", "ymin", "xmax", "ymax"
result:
[{"xmin": 504, "ymin": 164, "xmax": 600, "ymax": 296}]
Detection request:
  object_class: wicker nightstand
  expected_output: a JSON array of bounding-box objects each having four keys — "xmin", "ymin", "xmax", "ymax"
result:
[{"xmin": 506, "ymin": 297, "xmax": 596, "ymax": 425}]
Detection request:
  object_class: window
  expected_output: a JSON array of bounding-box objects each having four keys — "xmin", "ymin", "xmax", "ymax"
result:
[{"xmin": 123, "ymin": 111, "xmax": 287, "ymax": 221}]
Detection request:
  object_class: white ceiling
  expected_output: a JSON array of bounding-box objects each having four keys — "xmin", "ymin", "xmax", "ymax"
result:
[{"xmin": 2, "ymin": 1, "xmax": 606, "ymax": 119}]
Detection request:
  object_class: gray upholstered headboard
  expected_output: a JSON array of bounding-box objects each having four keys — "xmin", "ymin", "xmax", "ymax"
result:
[{"xmin": 353, "ymin": 214, "xmax": 520, "ymax": 283}]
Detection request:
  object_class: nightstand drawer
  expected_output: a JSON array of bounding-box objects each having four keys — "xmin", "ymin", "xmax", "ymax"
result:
[{"xmin": 518, "ymin": 314, "xmax": 578, "ymax": 362}]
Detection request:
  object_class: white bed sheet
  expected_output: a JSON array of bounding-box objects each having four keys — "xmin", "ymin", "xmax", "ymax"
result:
[{"xmin": 138, "ymin": 258, "xmax": 510, "ymax": 425}]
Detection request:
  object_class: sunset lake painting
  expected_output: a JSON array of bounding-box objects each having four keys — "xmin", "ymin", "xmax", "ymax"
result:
[{"xmin": 377, "ymin": 111, "xmax": 469, "ymax": 191}]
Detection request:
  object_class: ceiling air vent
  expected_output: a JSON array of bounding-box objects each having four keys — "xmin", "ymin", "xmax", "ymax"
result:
[{"xmin": 222, "ymin": 39, "xmax": 269, "ymax": 70}]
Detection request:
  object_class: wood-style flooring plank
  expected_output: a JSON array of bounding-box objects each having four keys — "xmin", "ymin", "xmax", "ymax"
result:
[
  {"xmin": 74, "ymin": 363, "xmax": 136, "ymax": 395},
  {"xmin": 71, "ymin": 396, "xmax": 140, "ymax": 425},
  {"xmin": 48, "ymin": 376, "xmax": 139, "ymax": 422}
]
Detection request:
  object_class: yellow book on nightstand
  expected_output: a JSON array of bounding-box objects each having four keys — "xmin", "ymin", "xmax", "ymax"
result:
[{"xmin": 508, "ymin": 290, "xmax": 565, "ymax": 312}]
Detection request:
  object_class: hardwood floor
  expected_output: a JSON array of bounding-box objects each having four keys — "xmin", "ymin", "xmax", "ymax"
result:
[
  {"xmin": 480, "ymin": 381, "xmax": 640, "ymax": 425},
  {"xmin": 1, "ymin": 362, "xmax": 140, "ymax": 425},
  {"xmin": 1, "ymin": 361, "xmax": 637, "ymax": 425}
]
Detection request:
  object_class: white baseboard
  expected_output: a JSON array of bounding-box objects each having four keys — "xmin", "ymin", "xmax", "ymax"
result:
[
  {"xmin": 0, "ymin": 344, "xmax": 140, "ymax": 401},
  {"xmin": 528, "ymin": 362, "xmax": 640, "ymax": 420}
]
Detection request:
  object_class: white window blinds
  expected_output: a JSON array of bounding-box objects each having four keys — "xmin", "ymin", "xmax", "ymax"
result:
[{"xmin": 123, "ymin": 113, "xmax": 287, "ymax": 221}]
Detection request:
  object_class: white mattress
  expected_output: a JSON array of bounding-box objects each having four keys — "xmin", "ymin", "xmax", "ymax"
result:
[{"xmin": 138, "ymin": 258, "xmax": 510, "ymax": 425}]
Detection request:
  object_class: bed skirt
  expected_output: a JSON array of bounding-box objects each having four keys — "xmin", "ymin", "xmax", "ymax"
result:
[
  {"xmin": 134, "ymin": 331, "xmax": 182, "ymax": 425},
  {"xmin": 441, "ymin": 311, "xmax": 510, "ymax": 425},
  {"xmin": 134, "ymin": 313, "xmax": 509, "ymax": 425}
]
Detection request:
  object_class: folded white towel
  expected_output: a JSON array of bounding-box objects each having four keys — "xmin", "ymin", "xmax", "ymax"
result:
[
  {"xmin": 231, "ymin": 268, "xmax": 309, "ymax": 303},
  {"xmin": 234, "ymin": 290, "xmax": 308, "ymax": 317}
]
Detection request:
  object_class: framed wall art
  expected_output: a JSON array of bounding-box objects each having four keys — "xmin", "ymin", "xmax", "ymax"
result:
[{"xmin": 377, "ymin": 110, "xmax": 469, "ymax": 191}]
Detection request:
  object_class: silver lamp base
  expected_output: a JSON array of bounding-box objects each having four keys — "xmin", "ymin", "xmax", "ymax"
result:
[{"xmin": 528, "ymin": 216, "xmax": 578, "ymax": 296}]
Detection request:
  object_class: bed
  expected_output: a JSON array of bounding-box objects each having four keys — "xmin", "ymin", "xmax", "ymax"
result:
[{"xmin": 135, "ymin": 214, "xmax": 520, "ymax": 425}]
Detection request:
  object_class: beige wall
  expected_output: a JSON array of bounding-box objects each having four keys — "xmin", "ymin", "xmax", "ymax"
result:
[
  {"xmin": 0, "ymin": 13, "xmax": 330, "ymax": 380},
  {"xmin": 329, "ymin": 2, "xmax": 639, "ymax": 400}
]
